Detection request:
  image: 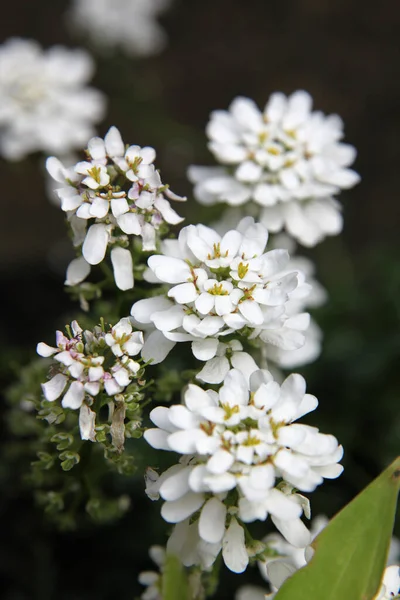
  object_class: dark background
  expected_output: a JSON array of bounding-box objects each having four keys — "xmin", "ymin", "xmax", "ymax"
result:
[{"xmin": 1, "ymin": 1, "xmax": 399, "ymax": 598}]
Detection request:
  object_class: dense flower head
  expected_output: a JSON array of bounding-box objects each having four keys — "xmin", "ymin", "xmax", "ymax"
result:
[
  {"xmin": 144, "ymin": 368, "xmax": 343, "ymax": 572},
  {"xmin": 189, "ymin": 91, "xmax": 360, "ymax": 246},
  {"xmin": 37, "ymin": 318, "xmax": 144, "ymax": 439},
  {"xmin": 0, "ymin": 38, "xmax": 105, "ymax": 160},
  {"xmin": 131, "ymin": 217, "xmax": 312, "ymax": 370},
  {"xmin": 46, "ymin": 126, "xmax": 185, "ymax": 290},
  {"xmin": 68, "ymin": 0, "xmax": 172, "ymax": 57}
]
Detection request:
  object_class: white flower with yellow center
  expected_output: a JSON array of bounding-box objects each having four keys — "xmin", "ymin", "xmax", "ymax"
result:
[
  {"xmin": 131, "ymin": 217, "xmax": 311, "ymax": 366},
  {"xmin": 46, "ymin": 126, "xmax": 185, "ymax": 290},
  {"xmin": 188, "ymin": 90, "xmax": 360, "ymax": 247},
  {"xmin": 144, "ymin": 368, "xmax": 343, "ymax": 573}
]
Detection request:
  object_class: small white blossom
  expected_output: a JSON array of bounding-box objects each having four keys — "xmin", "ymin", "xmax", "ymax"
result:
[
  {"xmin": 46, "ymin": 126, "xmax": 185, "ymax": 290},
  {"xmin": 189, "ymin": 91, "xmax": 360, "ymax": 246},
  {"xmin": 68, "ymin": 0, "xmax": 172, "ymax": 57},
  {"xmin": 131, "ymin": 217, "xmax": 312, "ymax": 366},
  {"xmin": 37, "ymin": 319, "xmax": 144, "ymax": 439},
  {"xmin": 0, "ymin": 38, "xmax": 105, "ymax": 160}
]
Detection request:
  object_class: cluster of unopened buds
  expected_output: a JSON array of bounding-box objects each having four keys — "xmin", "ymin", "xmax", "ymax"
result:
[
  {"xmin": 37, "ymin": 318, "xmax": 144, "ymax": 442},
  {"xmin": 46, "ymin": 126, "xmax": 186, "ymax": 290}
]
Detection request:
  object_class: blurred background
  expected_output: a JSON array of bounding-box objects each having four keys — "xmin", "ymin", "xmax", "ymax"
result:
[{"xmin": 0, "ymin": 0, "xmax": 399, "ymax": 598}]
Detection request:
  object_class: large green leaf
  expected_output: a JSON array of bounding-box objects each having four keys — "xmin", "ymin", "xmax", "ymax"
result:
[
  {"xmin": 162, "ymin": 553, "xmax": 190, "ymax": 600},
  {"xmin": 275, "ymin": 456, "xmax": 400, "ymax": 600}
]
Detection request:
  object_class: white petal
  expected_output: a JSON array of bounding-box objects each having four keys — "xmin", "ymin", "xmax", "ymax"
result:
[
  {"xmin": 105, "ymin": 126, "xmax": 124, "ymax": 157},
  {"xmin": 117, "ymin": 212, "xmax": 142, "ymax": 235},
  {"xmin": 42, "ymin": 373, "xmax": 67, "ymax": 401},
  {"xmin": 266, "ymin": 560, "xmax": 297, "ymax": 589},
  {"xmin": 185, "ymin": 384, "xmax": 216, "ymax": 411},
  {"xmin": 207, "ymin": 450, "xmax": 235, "ymax": 474},
  {"xmin": 65, "ymin": 256, "xmax": 91, "ymax": 286},
  {"xmin": 82, "ymin": 224, "xmax": 109, "ymax": 265},
  {"xmin": 168, "ymin": 429, "xmax": 207, "ymax": 454},
  {"xmin": 159, "ymin": 466, "xmax": 192, "ymax": 501},
  {"xmin": 168, "ymin": 282, "xmax": 198, "ymax": 303},
  {"xmin": 144, "ymin": 428, "xmax": 171, "ymax": 450},
  {"xmin": 239, "ymin": 300, "xmax": 264, "ymax": 325},
  {"xmin": 111, "ymin": 197, "xmax": 129, "ymax": 218},
  {"xmin": 62, "ymin": 381, "xmax": 85, "ymax": 409},
  {"xmin": 272, "ymin": 516, "xmax": 311, "ymax": 548},
  {"xmin": 192, "ymin": 338, "xmax": 219, "ymax": 361},
  {"xmin": 161, "ymin": 492, "xmax": 205, "ymax": 523},
  {"xmin": 222, "ymin": 518, "xmax": 248, "ymax": 573},
  {"xmin": 37, "ymin": 342, "xmax": 58, "ymax": 357},
  {"xmin": 196, "ymin": 356, "xmax": 230, "ymax": 384},
  {"xmin": 141, "ymin": 330, "xmax": 176, "ymax": 364},
  {"xmin": 199, "ymin": 498, "xmax": 227, "ymax": 544},
  {"xmin": 131, "ymin": 295, "xmax": 172, "ymax": 324},
  {"xmin": 148, "ymin": 255, "xmax": 192, "ymax": 284},
  {"xmin": 111, "ymin": 247, "xmax": 134, "ymax": 291},
  {"xmin": 88, "ymin": 137, "xmax": 106, "ymax": 161}
]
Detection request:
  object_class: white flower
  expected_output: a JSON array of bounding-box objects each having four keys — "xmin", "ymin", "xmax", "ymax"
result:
[
  {"xmin": 37, "ymin": 319, "xmax": 144, "ymax": 439},
  {"xmin": 0, "ymin": 38, "xmax": 105, "ymax": 160},
  {"xmin": 132, "ymin": 217, "xmax": 311, "ymax": 365},
  {"xmin": 46, "ymin": 126, "xmax": 185, "ymax": 289},
  {"xmin": 68, "ymin": 0, "xmax": 172, "ymax": 57},
  {"xmin": 188, "ymin": 91, "xmax": 360, "ymax": 246},
  {"xmin": 138, "ymin": 545, "xmax": 165, "ymax": 600},
  {"xmin": 144, "ymin": 368, "xmax": 342, "ymax": 572}
]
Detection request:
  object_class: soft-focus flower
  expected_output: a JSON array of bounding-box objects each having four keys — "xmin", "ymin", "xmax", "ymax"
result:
[
  {"xmin": 0, "ymin": 38, "xmax": 105, "ymax": 160},
  {"xmin": 37, "ymin": 318, "xmax": 144, "ymax": 439},
  {"xmin": 144, "ymin": 368, "xmax": 343, "ymax": 572},
  {"xmin": 68, "ymin": 0, "xmax": 172, "ymax": 57},
  {"xmin": 131, "ymin": 217, "xmax": 311, "ymax": 367},
  {"xmin": 138, "ymin": 545, "xmax": 165, "ymax": 600},
  {"xmin": 189, "ymin": 91, "xmax": 360, "ymax": 246},
  {"xmin": 46, "ymin": 126, "xmax": 185, "ymax": 290}
]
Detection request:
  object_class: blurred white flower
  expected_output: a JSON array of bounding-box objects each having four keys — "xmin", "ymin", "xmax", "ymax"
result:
[
  {"xmin": 189, "ymin": 91, "xmax": 360, "ymax": 247},
  {"xmin": 68, "ymin": 0, "xmax": 172, "ymax": 57},
  {"xmin": 138, "ymin": 545, "xmax": 165, "ymax": 600},
  {"xmin": 0, "ymin": 38, "xmax": 105, "ymax": 160}
]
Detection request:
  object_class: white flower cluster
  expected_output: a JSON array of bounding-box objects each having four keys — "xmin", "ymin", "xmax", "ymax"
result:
[
  {"xmin": 0, "ymin": 38, "xmax": 105, "ymax": 160},
  {"xmin": 68, "ymin": 0, "xmax": 172, "ymax": 57},
  {"xmin": 37, "ymin": 318, "xmax": 144, "ymax": 439},
  {"xmin": 189, "ymin": 91, "xmax": 360, "ymax": 246},
  {"xmin": 46, "ymin": 126, "xmax": 185, "ymax": 291},
  {"xmin": 144, "ymin": 368, "xmax": 343, "ymax": 573},
  {"xmin": 131, "ymin": 217, "xmax": 312, "ymax": 379}
]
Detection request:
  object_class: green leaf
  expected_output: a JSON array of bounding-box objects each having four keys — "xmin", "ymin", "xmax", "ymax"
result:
[
  {"xmin": 162, "ymin": 554, "xmax": 190, "ymax": 600},
  {"xmin": 275, "ymin": 456, "xmax": 400, "ymax": 600}
]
